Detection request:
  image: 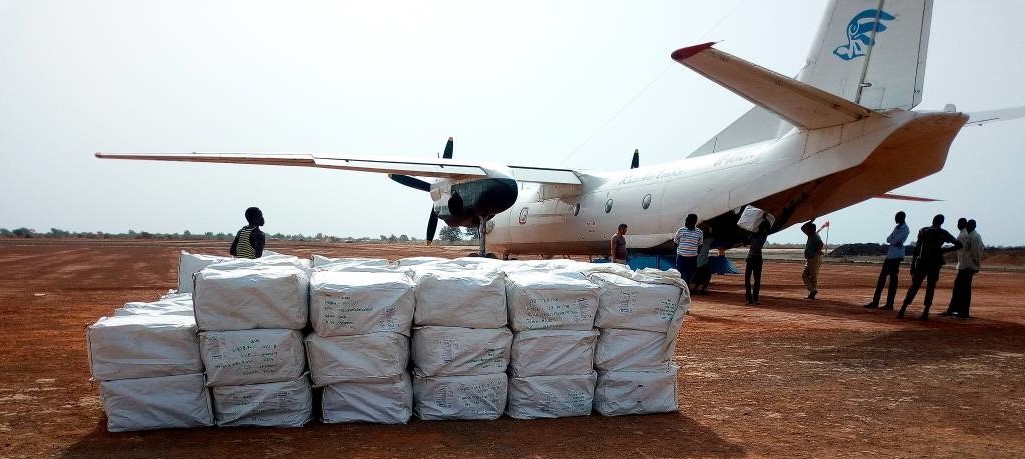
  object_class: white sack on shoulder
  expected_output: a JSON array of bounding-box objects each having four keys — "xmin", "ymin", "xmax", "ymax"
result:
[
  {"xmin": 411, "ymin": 326, "xmax": 512, "ymax": 377},
  {"xmin": 594, "ymin": 364, "xmax": 680, "ymax": 416},
  {"xmin": 193, "ymin": 266, "xmax": 309, "ymax": 331},
  {"xmin": 87, "ymin": 315, "xmax": 201, "ymax": 381},
  {"xmin": 100, "ymin": 373, "xmax": 213, "ymax": 432},
  {"xmin": 594, "ymin": 328, "xmax": 677, "ymax": 371},
  {"xmin": 509, "ymin": 328, "xmax": 598, "ymax": 377},
  {"xmin": 506, "ymin": 372, "xmax": 597, "ymax": 419},
  {"xmin": 505, "ymin": 271, "xmax": 599, "ymax": 331},
  {"xmin": 211, "ymin": 374, "xmax": 312, "ymax": 427},
  {"xmin": 305, "ymin": 332, "xmax": 409, "ymax": 386},
  {"xmin": 199, "ymin": 329, "xmax": 305, "ymax": 387},
  {"xmin": 309, "ymin": 271, "xmax": 414, "ymax": 337},
  {"xmin": 321, "ymin": 373, "xmax": 413, "ymax": 424},
  {"xmin": 412, "ymin": 373, "xmax": 507, "ymax": 421},
  {"xmin": 412, "ymin": 270, "xmax": 507, "ymax": 328}
]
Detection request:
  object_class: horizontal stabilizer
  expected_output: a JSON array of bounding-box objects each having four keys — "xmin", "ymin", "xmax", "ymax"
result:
[
  {"xmin": 966, "ymin": 106, "xmax": 1025, "ymax": 126},
  {"xmin": 672, "ymin": 43, "xmax": 875, "ymax": 130}
]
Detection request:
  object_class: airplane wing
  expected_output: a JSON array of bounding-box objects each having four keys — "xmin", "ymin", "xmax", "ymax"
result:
[
  {"xmin": 95, "ymin": 152, "xmax": 583, "ymax": 184},
  {"xmin": 671, "ymin": 42, "xmax": 876, "ymax": 130},
  {"xmin": 875, "ymin": 193, "xmax": 940, "ymax": 202}
]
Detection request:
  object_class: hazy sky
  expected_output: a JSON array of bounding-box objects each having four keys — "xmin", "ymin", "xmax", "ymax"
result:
[{"xmin": 2, "ymin": 1, "xmax": 1023, "ymax": 246}]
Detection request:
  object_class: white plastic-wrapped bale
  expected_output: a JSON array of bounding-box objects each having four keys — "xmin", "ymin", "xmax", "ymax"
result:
[
  {"xmin": 394, "ymin": 256, "xmax": 449, "ymax": 267},
  {"xmin": 410, "ymin": 326, "xmax": 512, "ymax": 377},
  {"xmin": 588, "ymin": 272, "xmax": 688, "ymax": 333},
  {"xmin": 594, "ymin": 364, "xmax": 680, "ymax": 416},
  {"xmin": 177, "ymin": 251, "xmax": 231, "ymax": 294},
  {"xmin": 321, "ymin": 373, "xmax": 413, "ymax": 424},
  {"xmin": 193, "ymin": 266, "xmax": 309, "ymax": 331},
  {"xmin": 506, "ymin": 372, "xmax": 597, "ymax": 419},
  {"xmin": 199, "ymin": 329, "xmax": 305, "ymax": 387},
  {"xmin": 412, "ymin": 270, "xmax": 507, "ymax": 328},
  {"xmin": 205, "ymin": 253, "xmax": 311, "ymax": 271},
  {"xmin": 412, "ymin": 373, "xmax": 508, "ymax": 421},
  {"xmin": 87, "ymin": 315, "xmax": 202, "ymax": 381},
  {"xmin": 113, "ymin": 297, "xmax": 194, "ymax": 317},
  {"xmin": 312, "ymin": 255, "xmax": 390, "ymax": 268},
  {"xmin": 593, "ymin": 328, "xmax": 677, "ymax": 371},
  {"xmin": 99, "ymin": 373, "xmax": 213, "ymax": 432},
  {"xmin": 305, "ymin": 332, "xmax": 409, "ymax": 387},
  {"xmin": 309, "ymin": 271, "xmax": 414, "ymax": 337},
  {"xmin": 508, "ymin": 329, "xmax": 598, "ymax": 377},
  {"xmin": 211, "ymin": 374, "xmax": 313, "ymax": 427},
  {"xmin": 505, "ymin": 271, "xmax": 599, "ymax": 331},
  {"xmin": 497, "ymin": 259, "xmax": 594, "ymax": 274}
]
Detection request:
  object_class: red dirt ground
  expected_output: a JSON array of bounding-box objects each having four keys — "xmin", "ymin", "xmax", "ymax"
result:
[{"xmin": 1, "ymin": 239, "xmax": 1023, "ymax": 458}]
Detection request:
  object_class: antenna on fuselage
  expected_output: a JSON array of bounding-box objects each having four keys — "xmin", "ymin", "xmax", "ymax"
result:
[{"xmin": 630, "ymin": 149, "xmax": 640, "ymax": 169}]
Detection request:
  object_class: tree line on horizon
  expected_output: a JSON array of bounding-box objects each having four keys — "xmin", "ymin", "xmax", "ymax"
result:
[{"xmin": 0, "ymin": 226, "xmax": 476, "ymax": 243}]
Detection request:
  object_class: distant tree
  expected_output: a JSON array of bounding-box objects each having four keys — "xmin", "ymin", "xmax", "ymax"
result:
[
  {"xmin": 438, "ymin": 226, "xmax": 463, "ymax": 242},
  {"xmin": 12, "ymin": 227, "xmax": 35, "ymax": 238},
  {"xmin": 0, "ymin": 228, "xmax": 10, "ymax": 237},
  {"xmin": 183, "ymin": 230, "xmax": 192, "ymax": 239},
  {"xmin": 464, "ymin": 227, "xmax": 480, "ymax": 240},
  {"xmin": 398, "ymin": 234, "xmax": 410, "ymax": 242},
  {"xmin": 379, "ymin": 235, "xmax": 388, "ymax": 241},
  {"xmin": 387, "ymin": 234, "xmax": 398, "ymax": 243},
  {"xmin": 48, "ymin": 228, "xmax": 70, "ymax": 237}
]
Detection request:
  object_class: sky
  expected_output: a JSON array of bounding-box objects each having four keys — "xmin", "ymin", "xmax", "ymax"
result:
[{"xmin": 2, "ymin": 1, "xmax": 1024, "ymax": 246}]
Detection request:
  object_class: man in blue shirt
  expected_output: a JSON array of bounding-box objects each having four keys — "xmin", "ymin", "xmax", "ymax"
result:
[{"xmin": 865, "ymin": 211, "xmax": 909, "ymax": 310}]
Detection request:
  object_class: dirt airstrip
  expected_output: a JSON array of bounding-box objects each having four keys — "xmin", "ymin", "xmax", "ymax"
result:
[{"xmin": 1, "ymin": 239, "xmax": 1023, "ymax": 458}]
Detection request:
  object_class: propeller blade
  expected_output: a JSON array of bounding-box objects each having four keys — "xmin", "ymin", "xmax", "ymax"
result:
[
  {"xmin": 388, "ymin": 174, "xmax": 431, "ymax": 191},
  {"xmin": 442, "ymin": 137, "xmax": 454, "ymax": 159},
  {"xmin": 630, "ymin": 149, "xmax": 639, "ymax": 169},
  {"xmin": 426, "ymin": 210, "xmax": 439, "ymax": 243}
]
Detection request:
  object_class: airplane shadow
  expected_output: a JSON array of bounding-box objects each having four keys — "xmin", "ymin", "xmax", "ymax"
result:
[{"xmin": 61, "ymin": 411, "xmax": 746, "ymax": 458}]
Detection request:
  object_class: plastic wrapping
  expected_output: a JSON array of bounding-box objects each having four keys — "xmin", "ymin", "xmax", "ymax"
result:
[
  {"xmin": 211, "ymin": 374, "xmax": 313, "ymax": 427},
  {"xmin": 305, "ymin": 332, "xmax": 409, "ymax": 386},
  {"xmin": 177, "ymin": 251, "xmax": 231, "ymax": 294},
  {"xmin": 412, "ymin": 270, "xmax": 507, "ymax": 328},
  {"xmin": 199, "ymin": 329, "xmax": 305, "ymax": 387},
  {"xmin": 505, "ymin": 271, "xmax": 599, "ymax": 331},
  {"xmin": 309, "ymin": 271, "xmax": 415, "ymax": 337},
  {"xmin": 311, "ymin": 255, "xmax": 389, "ymax": 268},
  {"xmin": 509, "ymin": 329, "xmax": 597, "ymax": 377},
  {"xmin": 594, "ymin": 365, "xmax": 680, "ymax": 416},
  {"xmin": 594, "ymin": 328, "xmax": 677, "ymax": 371},
  {"xmin": 412, "ymin": 373, "xmax": 508, "ymax": 421},
  {"xmin": 114, "ymin": 296, "xmax": 194, "ymax": 317},
  {"xmin": 193, "ymin": 266, "xmax": 309, "ymax": 331},
  {"xmin": 411, "ymin": 326, "xmax": 512, "ymax": 377},
  {"xmin": 589, "ymin": 272, "xmax": 687, "ymax": 333},
  {"xmin": 99, "ymin": 373, "xmax": 213, "ymax": 432},
  {"xmin": 321, "ymin": 373, "xmax": 413, "ymax": 424},
  {"xmin": 87, "ymin": 315, "xmax": 202, "ymax": 381},
  {"xmin": 506, "ymin": 372, "xmax": 597, "ymax": 419}
]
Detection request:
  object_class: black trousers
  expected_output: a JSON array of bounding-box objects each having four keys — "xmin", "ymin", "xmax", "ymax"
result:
[
  {"xmin": 676, "ymin": 255, "xmax": 697, "ymax": 285},
  {"xmin": 948, "ymin": 268, "xmax": 978, "ymax": 316},
  {"xmin": 902, "ymin": 264, "xmax": 942, "ymax": 313},
  {"xmin": 870, "ymin": 258, "xmax": 902, "ymax": 307},
  {"xmin": 745, "ymin": 256, "xmax": 763, "ymax": 303}
]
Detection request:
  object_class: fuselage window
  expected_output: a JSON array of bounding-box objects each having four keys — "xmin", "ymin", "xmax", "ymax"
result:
[
  {"xmin": 642, "ymin": 193, "xmax": 652, "ymax": 210},
  {"xmin": 605, "ymin": 199, "xmax": 613, "ymax": 214},
  {"xmin": 573, "ymin": 203, "xmax": 580, "ymax": 216}
]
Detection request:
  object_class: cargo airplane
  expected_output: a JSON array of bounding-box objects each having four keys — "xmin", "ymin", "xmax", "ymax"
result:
[{"xmin": 98, "ymin": 0, "xmax": 1023, "ymax": 259}]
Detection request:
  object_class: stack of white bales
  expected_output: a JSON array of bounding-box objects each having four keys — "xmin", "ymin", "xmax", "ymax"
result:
[
  {"xmin": 503, "ymin": 265, "xmax": 601, "ymax": 419},
  {"xmin": 88, "ymin": 299, "xmax": 212, "ymax": 432},
  {"xmin": 193, "ymin": 257, "xmax": 312, "ymax": 427},
  {"xmin": 409, "ymin": 265, "xmax": 512, "ymax": 420},
  {"xmin": 177, "ymin": 251, "xmax": 232, "ymax": 294},
  {"xmin": 306, "ymin": 266, "xmax": 415, "ymax": 424},
  {"xmin": 587, "ymin": 267, "xmax": 689, "ymax": 415}
]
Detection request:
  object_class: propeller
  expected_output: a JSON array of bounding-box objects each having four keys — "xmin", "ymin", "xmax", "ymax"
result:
[
  {"xmin": 387, "ymin": 137, "xmax": 455, "ymax": 244},
  {"xmin": 630, "ymin": 148, "xmax": 639, "ymax": 169}
]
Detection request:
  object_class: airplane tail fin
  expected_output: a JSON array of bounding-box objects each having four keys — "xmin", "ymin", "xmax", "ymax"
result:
[
  {"xmin": 798, "ymin": 0, "xmax": 933, "ymax": 110},
  {"xmin": 687, "ymin": 0, "xmax": 933, "ymax": 157}
]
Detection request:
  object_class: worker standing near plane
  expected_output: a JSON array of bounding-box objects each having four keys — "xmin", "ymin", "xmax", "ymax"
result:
[
  {"xmin": 897, "ymin": 214, "xmax": 962, "ymax": 320},
  {"xmin": 229, "ymin": 206, "xmax": 265, "ymax": 259},
  {"xmin": 745, "ymin": 219, "xmax": 771, "ymax": 305},
  {"xmin": 673, "ymin": 213, "xmax": 702, "ymax": 285},
  {"xmin": 865, "ymin": 211, "xmax": 910, "ymax": 310},
  {"xmin": 610, "ymin": 224, "xmax": 629, "ymax": 265},
  {"xmin": 944, "ymin": 219, "xmax": 984, "ymax": 319},
  {"xmin": 801, "ymin": 221, "xmax": 824, "ymax": 300}
]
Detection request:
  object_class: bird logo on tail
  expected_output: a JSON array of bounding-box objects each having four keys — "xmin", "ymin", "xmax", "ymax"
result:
[{"xmin": 834, "ymin": 9, "xmax": 896, "ymax": 61}]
